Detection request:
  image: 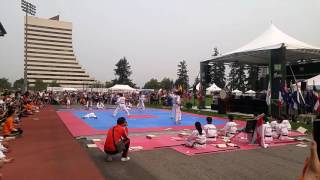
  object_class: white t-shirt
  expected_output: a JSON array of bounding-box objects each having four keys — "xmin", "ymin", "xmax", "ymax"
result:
[
  {"xmin": 188, "ymin": 130, "xmax": 207, "ymax": 144},
  {"xmin": 117, "ymin": 97, "xmax": 126, "ymax": 104},
  {"xmin": 203, "ymin": 124, "xmax": 217, "ymax": 138},
  {"xmin": 224, "ymin": 122, "xmax": 238, "ymax": 134}
]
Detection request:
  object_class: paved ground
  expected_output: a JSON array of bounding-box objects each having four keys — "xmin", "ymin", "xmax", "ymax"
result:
[
  {"xmin": 81, "ymin": 138, "xmax": 309, "ymax": 180},
  {"xmin": 2, "ymin": 106, "xmax": 104, "ymax": 180}
]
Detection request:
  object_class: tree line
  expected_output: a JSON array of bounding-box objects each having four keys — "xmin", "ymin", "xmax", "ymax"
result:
[{"xmin": 0, "ymin": 50, "xmax": 263, "ymax": 92}]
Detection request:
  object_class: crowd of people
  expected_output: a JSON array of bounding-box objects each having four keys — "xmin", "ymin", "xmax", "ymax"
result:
[{"xmin": 0, "ymin": 89, "xmax": 45, "ymax": 178}]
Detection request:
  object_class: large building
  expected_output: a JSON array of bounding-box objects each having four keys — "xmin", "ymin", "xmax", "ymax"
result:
[{"xmin": 25, "ymin": 15, "xmax": 95, "ymax": 87}]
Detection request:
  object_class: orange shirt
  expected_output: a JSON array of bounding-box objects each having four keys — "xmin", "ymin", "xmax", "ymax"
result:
[
  {"xmin": 104, "ymin": 125, "xmax": 128, "ymax": 151},
  {"xmin": 3, "ymin": 116, "xmax": 14, "ymax": 135}
]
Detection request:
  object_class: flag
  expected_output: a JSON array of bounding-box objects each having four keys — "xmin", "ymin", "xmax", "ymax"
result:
[
  {"xmin": 266, "ymin": 81, "xmax": 271, "ymax": 106},
  {"xmin": 251, "ymin": 115, "xmax": 265, "ymax": 146},
  {"xmin": 278, "ymin": 90, "xmax": 283, "ymax": 110},
  {"xmin": 315, "ymin": 96, "xmax": 320, "ymax": 112}
]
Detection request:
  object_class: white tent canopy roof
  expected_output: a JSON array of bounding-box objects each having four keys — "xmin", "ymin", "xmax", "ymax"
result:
[
  {"xmin": 206, "ymin": 83, "xmax": 222, "ymax": 92},
  {"xmin": 245, "ymin": 90, "xmax": 256, "ymax": 94},
  {"xmin": 108, "ymin": 84, "xmax": 136, "ymax": 91},
  {"xmin": 204, "ymin": 24, "xmax": 320, "ymax": 65},
  {"xmin": 232, "ymin": 89, "xmax": 242, "ymax": 93},
  {"xmin": 302, "ymin": 74, "xmax": 320, "ymax": 86}
]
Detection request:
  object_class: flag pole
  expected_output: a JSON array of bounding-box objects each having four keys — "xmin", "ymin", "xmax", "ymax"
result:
[{"xmin": 289, "ymin": 65, "xmax": 305, "ymax": 104}]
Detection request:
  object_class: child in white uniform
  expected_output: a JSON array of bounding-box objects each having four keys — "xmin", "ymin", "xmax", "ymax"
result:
[
  {"xmin": 223, "ymin": 115, "xmax": 238, "ymax": 137},
  {"xmin": 113, "ymin": 93, "xmax": 130, "ymax": 117},
  {"xmin": 174, "ymin": 92, "xmax": 182, "ymax": 124},
  {"xmin": 185, "ymin": 122, "xmax": 207, "ymax": 147},
  {"xmin": 203, "ymin": 117, "xmax": 217, "ymax": 141},
  {"xmin": 275, "ymin": 118, "xmax": 289, "ymax": 140},
  {"xmin": 137, "ymin": 94, "xmax": 145, "ymax": 111},
  {"xmin": 96, "ymin": 100, "xmax": 104, "ymax": 109}
]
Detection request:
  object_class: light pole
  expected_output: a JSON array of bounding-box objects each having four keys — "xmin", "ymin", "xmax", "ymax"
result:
[{"xmin": 21, "ymin": 0, "xmax": 36, "ymax": 92}]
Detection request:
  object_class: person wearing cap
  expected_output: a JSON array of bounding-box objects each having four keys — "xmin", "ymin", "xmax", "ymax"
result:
[{"xmin": 104, "ymin": 117, "xmax": 130, "ymax": 162}]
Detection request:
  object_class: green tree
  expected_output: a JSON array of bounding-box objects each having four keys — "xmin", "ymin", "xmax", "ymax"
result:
[
  {"xmin": 246, "ymin": 65, "xmax": 259, "ymax": 91},
  {"xmin": 209, "ymin": 47, "xmax": 225, "ymax": 88},
  {"xmin": 48, "ymin": 80, "xmax": 60, "ymax": 87},
  {"xmin": 228, "ymin": 62, "xmax": 246, "ymax": 91},
  {"xmin": 0, "ymin": 78, "xmax": 11, "ymax": 91},
  {"xmin": 113, "ymin": 57, "xmax": 136, "ymax": 87},
  {"xmin": 105, "ymin": 81, "xmax": 113, "ymax": 88},
  {"xmin": 175, "ymin": 60, "xmax": 189, "ymax": 90},
  {"xmin": 143, "ymin": 78, "xmax": 160, "ymax": 89},
  {"xmin": 34, "ymin": 79, "xmax": 47, "ymax": 91},
  {"xmin": 13, "ymin": 78, "xmax": 24, "ymax": 90},
  {"xmin": 160, "ymin": 77, "xmax": 174, "ymax": 91}
]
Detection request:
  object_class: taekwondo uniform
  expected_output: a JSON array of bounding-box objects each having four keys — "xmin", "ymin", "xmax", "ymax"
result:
[
  {"xmin": 263, "ymin": 122, "xmax": 273, "ymax": 143},
  {"xmin": 83, "ymin": 112, "xmax": 97, "ymax": 119},
  {"xmin": 137, "ymin": 95, "xmax": 145, "ymax": 111},
  {"xmin": 185, "ymin": 130, "xmax": 207, "ymax": 147},
  {"xmin": 282, "ymin": 120, "xmax": 292, "ymax": 131},
  {"xmin": 174, "ymin": 95, "xmax": 182, "ymax": 124},
  {"xmin": 96, "ymin": 101, "xmax": 104, "ymax": 109},
  {"xmin": 203, "ymin": 124, "xmax": 217, "ymax": 141},
  {"xmin": 223, "ymin": 122, "xmax": 238, "ymax": 137},
  {"xmin": 113, "ymin": 96, "xmax": 130, "ymax": 117},
  {"xmin": 171, "ymin": 93, "xmax": 176, "ymax": 118},
  {"xmin": 276, "ymin": 123, "xmax": 289, "ymax": 140}
]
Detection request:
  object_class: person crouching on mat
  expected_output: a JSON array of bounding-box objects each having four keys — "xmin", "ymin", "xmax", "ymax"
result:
[
  {"xmin": 185, "ymin": 122, "xmax": 206, "ymax": 148},
  {"xmin": 275, "ymin": 117, "xmax": 289, "ymax": 140},
  {"xmin": 263, "ymin": 116, "xmax": 273, "ymax": 144},
  {"xmin": 204, "ymin": 117, "xmax": 217, "ymax": 141},
  {"xmin": 223, "ymin": 115, "xmax": 238, "ymax": 137},
  {"xmin": 104, "ymin": 117, "xmax": 130, "ymax": 162},
  {"xmin": 2, "ymin": 108, "xmax": 23, "ymax": 138},
  {"xmin": 113, "ymin": 93, "xmax": 130, "ymax": 117}
]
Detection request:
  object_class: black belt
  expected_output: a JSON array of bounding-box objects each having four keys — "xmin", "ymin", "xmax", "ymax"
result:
[
  {"xmin": 207, "ymin": 136, "xmax": 217, "ymax": 138},
  {"xmin": 282, "ymin": 135, "xmax": 288, "ymax": 136},
  {"xmin": 265, "ymin": 135, "xmax": 272, "ymax": 137}
]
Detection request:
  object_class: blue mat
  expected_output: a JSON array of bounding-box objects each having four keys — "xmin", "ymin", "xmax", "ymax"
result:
[{"xmin": 73, "ymin": 109, "xmax": 225, "ymax": 130}]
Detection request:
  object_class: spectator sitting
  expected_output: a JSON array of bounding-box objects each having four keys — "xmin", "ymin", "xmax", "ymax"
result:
[
  {"xmin": 203, "ymin": 117, "xmax": 217, "ymax": 141},
  {"xmin": 104, "ymin": 117, "xmax": 130, "ymax": 162},
  {"xmin": 185, "ymin": 121, "xmax": 207, "ymax": 148},
  {"xmin": 2, "ymin": 108, "xmax": 23, "ymax": 138}
]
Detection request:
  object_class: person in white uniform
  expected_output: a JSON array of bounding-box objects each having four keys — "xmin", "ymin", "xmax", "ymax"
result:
[
  {"xmin": 82, "ymin": 112, "xmax": 97, "ymax": 119},
  {"xmin": 275, "ymin": 117, "xmax": 289, "ymax": 140},
  {"xmin": 137, "ymin": 93, "xmax": 145, "ymax": 111},
  {"xmin": 203, "ymin": 117, "xmax": 217, "ymax": 141},
  {"xmin": 170, "ymin": 92, "xmax": 176, "ymax": 119},
  {"xmin": 96, "ymin": 100, "xmax": 104, "ymax": 109},
  {"xmin": 185, "ymin": 122, "xmax": 207, "ymax": 147},
  {"xmin": 263, "ymin": 121, "xmax": 273, "ymax": 144},
  {"xmin": 223, "ymin": 115, "xmax": 238, "ymax": 137},
  {"xmin": 113, "ymin": 93, "xmax": 130, "ymax": 117},
  {"xmin": 174, "ymin": 91, "xmax": 182, "ymax": 124}
]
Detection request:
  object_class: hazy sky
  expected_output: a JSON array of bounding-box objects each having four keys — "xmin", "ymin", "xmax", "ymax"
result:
[{"xmin": 1, "ymin": 0, "xmax": 320, "ymax": 87}]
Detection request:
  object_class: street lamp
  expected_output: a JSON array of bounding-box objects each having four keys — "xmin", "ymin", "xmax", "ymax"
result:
[{"xmin": 21, "ymin": 0, "xmax": 36, "ymax": 92}]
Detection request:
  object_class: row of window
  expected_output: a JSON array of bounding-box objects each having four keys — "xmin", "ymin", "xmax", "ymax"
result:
[
  {"xmin": 27, "ymin": 32, "xmax": 72, "ymax": 40},
  {"xmin": 27, "ymin": 46, "xmax": 73, "ymax": 52},
  {"xmin": 27, "ymin": 60, "xmax": 78, "ymax": 65},
  {"xmin": 27, "ymin": 50, "xmax": 74, "ymax": 56},
  {"xmin": 26, "ymin": 55, "xmax": 76, "ymax": 60},
  {"xmin": 26, "ymin": 64, "xmax": 82, "ymax": 69},
  {"xmin": 27, "ymin": 77, "xmax": 94, "ymax": 82},
  {"xmin": 28, "ymin": 73, "xmax": 90, "ymax": 77},
  {"xmin": 27, "ymin": 37, "xmax": 71, "ymax": 44},
  {"xmin": 27, "ymin": 68, "xmax": 85, "ymax": 73},
  {"xmin": 27, "ymin": 24, "xmax": 72, "ymax": 32},
  {"xmin": 27, "ymin": 28, "xmax": 72, "ymax": 36},
  {"xmin": 28, "ymin": 42, "xmax": 72, "ymax": 48}
]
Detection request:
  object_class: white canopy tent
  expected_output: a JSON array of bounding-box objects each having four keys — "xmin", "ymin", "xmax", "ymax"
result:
[
  {"xmin": 204, "ymin": 24, "xmax": 320, "ymax": 65},
  {"xmin": 206, "ymin": 84, "xmax": 222, "ymax": 93},
  {"xmin": 232, "ymin": 89, "xmax": 242, "ymax": 95},
  {"xmin": 108, "ymin": 84, "xmax": 136, "ymax": 92},
  {"xmin": 245, "ymin": 90, "xmax": 256, "ymax": 94}
]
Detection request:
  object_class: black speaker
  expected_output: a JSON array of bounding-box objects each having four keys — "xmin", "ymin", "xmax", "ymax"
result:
[{"xmin": 301, "ymin": 81, "xmax": 307, "ymax": 91}]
